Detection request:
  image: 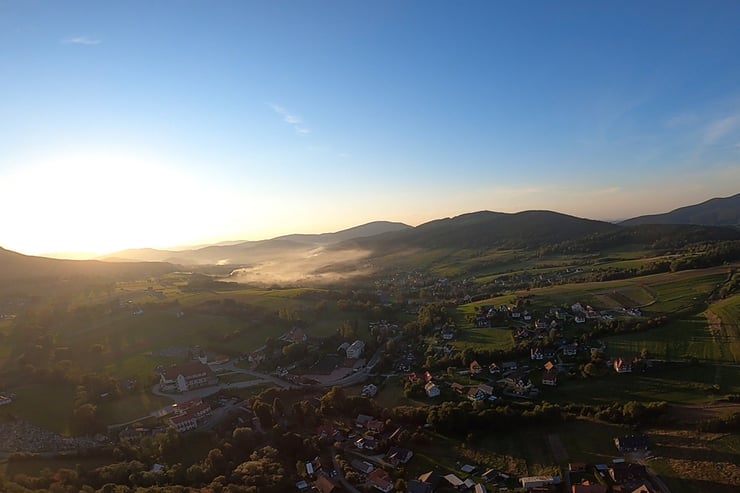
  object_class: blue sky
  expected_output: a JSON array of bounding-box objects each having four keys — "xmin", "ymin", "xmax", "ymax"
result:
[{"xmin": 1, "ymin": 1, "xmax": 739, "ymax": 255}]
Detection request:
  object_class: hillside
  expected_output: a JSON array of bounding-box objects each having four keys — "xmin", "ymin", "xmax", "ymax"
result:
[
  {"xmin": 0, "ymin": 247, "xmax": 176, "ymax": 283},
  {"xmin": 104, "ymin": 221, "xmax": 410, "ymax": 265},
  {"xmin": 621, "ymin": 193, "xmax": 740, "ymax": 226},
  {"xmin": 345, "ymin": 210, "xmax": 621, "ymax": 252}
]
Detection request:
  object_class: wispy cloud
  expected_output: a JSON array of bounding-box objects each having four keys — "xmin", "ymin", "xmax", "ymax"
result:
[
  {"xmin": 267, "ymin": 103, "xmax": 310, "ymax": 135},
  {"xmin": 62, "ymin": 36, "xmax": 101, "ymax": 45},
  {"xmin": 703, "ymin": 114, "xmax": 740, "ymax": 144}
]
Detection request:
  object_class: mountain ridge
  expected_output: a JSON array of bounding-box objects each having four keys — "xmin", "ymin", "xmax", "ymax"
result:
[{"xmin": 621, "ymin": 192, "xmax": 740, "ymax": 227}]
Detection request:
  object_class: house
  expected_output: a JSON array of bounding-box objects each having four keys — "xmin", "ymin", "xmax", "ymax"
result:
[
  {"xmin": 313, "ymin": 475, "xmax": 338, "ymax": 493},
  {"xmin": 571, "ymin": 303, "xmax": 585, "ymax": 313},
  {"xmin": 614, "ymin": 435, "xmax": 649, "ymax": 452},
  {"xmin": 542, "ymin": 369, "xmax": 558, "ymax": 386},
  {"xmin": 470, "ymin": 360, "xmax": 482, "ymax": 374},
  {"xmin": 417, "ymin": 471, "xmax": 443, "ymax": 492},
  {"xmin": 614, "ymin": 358, "xmax": 633, "ymax": 373},
  {"xmin": 337, "ymin": 342, "xmax": 350, "ymax": 353},
  {"xmin": 572, "ymin": 482, "xmax": 607, "ymax": 493},
  {"xmin": 631, "ymin": 484, "xmax": 655, "ymax": 493},
  {"xmin": 467, "ymin": 387, "xmax": 485, "ymax": 401},
  {"xmin": 443, "ymin": 474, "xmax": 465, "ymax": 489},
  {"xmin": 488, "ymin": 363, "xmax": 500, "ymax": 375},
  {"xmin": 562, "ymin": 344, "xmax": 578, "ymax": 356},
  {"xmin": 424, "ymin": 371, "xmax": 434, "ymax": 383},
  {"xmin": 568, "ymin": 463, "xmax": 587, "ymax": 472},
  {"xmin": 575, "ymin": 315, "xmax": 586, "ymax": 324},
  {"xmin": 316, "ymin": 424, "xmax": 337, "ymax": 439},
  {"xmin": 478, "ymin": 384, "xmax": 494, "ymax": 396},
  {"xmin": 362, "ymin": 384, "xmax": 379, "ymax": 397},
  {"xmin": 481, "ymin": 469, "xmax": 498, "ymax": 482},
  {"xmin": 451, "ymin": 382, "xmax": 465, "ymax": 394},
  {"xmin": 409, "ymin": 372, "xmax": 422, "ymax": 384},
  {"xmin": 356, "ymin": 414, "xmax": 374, "ymax": 427},
  {"xmin": 159, "ymin": 361, "xmax": 217, "ymax": 392},
  {"xmin": 366, "ymin": 419, "xmax": 385, "ymax": 433},
  {"xmin": 460, "ymin": 464, "xmax": 477, "ymax": 474},
  {"xmin": 535, "ymin": 320, "xmax": 548, "ymax": 330},
  {"xmin": 296, "ymin": 479, "xmax": 309, "ymax": 491},
  {"xmin": 463, "ymin": 479, "xmax": 476, "ymax": 489},
  {"xmin": 408, "ymin": 479, "xmax": 433, "ymax": 493},
  {"xmin": 386, "ymin": 446, "xmax": 413, "ymax": 465},
  {"xmin": 425, "ymin": 382, "xmax": 440, "ymax": 397},
  {"xmin": 442, "ymin": 328, "xmax": 455, "ymax": 340},
  {"xmin": 531, "ymin": 348, "xmax": 544, "ymax": 360},
  {"xmin": 165, "ymin": 399, "xmax": 212, "ymax": 432},
  {"xmin": 474, "ymin": 484, "xmax": 488, "ymax": 493},
  {"xmin": 282, "ymin": 327, "xmax": 307, "ymax": 343},
  {"xmin": 519, "ymin": 476, "xmax": 561, "ymax": 489},
  {"xmin": 351, "ymin": 459, "xmax": 374, "ymax": 474},
  {"xmin": 609, "ymin": 463, "xmax": 648, "ymax": 483},
  {"xmin": 368, "ymin": 468, "xmax": 394, "ymax": 492},
  {"xmin": 346, "ymin": 340, "xmax": 366, "ymax": 359}
]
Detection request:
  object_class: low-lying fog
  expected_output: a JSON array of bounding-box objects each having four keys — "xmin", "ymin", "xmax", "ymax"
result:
[{"xmin": 224, "ymin": 246, "xmax": 373, "ymax": 284}]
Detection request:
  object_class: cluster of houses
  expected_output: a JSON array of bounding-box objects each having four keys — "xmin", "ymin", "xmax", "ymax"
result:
[
  {"xmin": 158, "ymin": 361, "xmax": 218, "ymax": 393},
  {"xmin": 164, "ymin": 398, "xmax": 213, "ymax": 432}
]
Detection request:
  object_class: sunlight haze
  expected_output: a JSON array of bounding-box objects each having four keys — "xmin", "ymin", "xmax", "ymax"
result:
[{"xmin": 1, "ymin": 1, "xmax": 739, "ymax": 256}]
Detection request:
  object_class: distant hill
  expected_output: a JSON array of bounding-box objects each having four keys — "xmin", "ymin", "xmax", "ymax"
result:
[
  {"xmin": 103, "ymin": 221, "xmax": 411, "ymax": 265},
  {"xmin": 344, "ymin": 210, "xmax": 621, "ymax": 252},
  {"xmin": 275, "ymin": 221, "xmax": 411, "ymax": 245},
  {"xmin": 0, "ymin": 247, "xmax": 176, "ymax": 283},
  {"xmin": 621, "ymin": 193, "xmax": 740, "ymax": 227}
]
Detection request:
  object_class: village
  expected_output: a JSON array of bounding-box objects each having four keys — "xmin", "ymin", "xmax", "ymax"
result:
[{"xmin": 110, "ymin": 296, "xmax": 663, "ymax": 493}]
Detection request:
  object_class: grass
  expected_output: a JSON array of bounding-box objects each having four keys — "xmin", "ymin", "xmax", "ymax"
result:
[
  {"xmin": 452, "ymin": 327, "xmax": 516, "ymax": 352},
  {"xmin": 97, "ymin": 392, "xmax": 172, "ymax": 425},
  {"xmin": 647, "ymin": 429, "xmax": 740, "ymax": 493},
  {"xmin": 706, "ymin": 294, "xmax": 740, "ymax": 363},
  {"xmin": 1, "ymin": 384, "xmax": 76, "ymax": 436},
  {"xmin": 604, "ymin": 315, "xmax": 740, "ymax": 363},
  {"xmin": 541, "ymin": 363, "xmax": 740, "ymax": 406}
]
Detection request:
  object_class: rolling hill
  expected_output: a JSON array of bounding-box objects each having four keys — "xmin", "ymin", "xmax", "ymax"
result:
[
  {"xmin": 621, "ymin": 193, "xmax": 740, "ymax": 227},
  {"xmin": 0, "ymin": 247, "xmax": 176, "ymax": 283},
  {"xmin": 103, "ymin": 221, "xmax": 411, "ymax": 265},
  {"xmin": 343, "ymin": 210, "xmax": 622, "ymax": 252}
]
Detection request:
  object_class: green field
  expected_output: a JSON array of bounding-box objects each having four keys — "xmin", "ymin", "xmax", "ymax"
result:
[
  {"xmin": 604, "ymin": 315, "xmax": 740, "ymax": 363},
  {"xmin": 97, "ymin": 392, "xmax": 173, "ymax": 425},
  {"xmin": 2, "ymin": 384, "xmax": 76, "ymax": 435},
  {"xmin": 541, "ymin": 363, "xmax": 740, "ymax": 406},
  {"xmin": 452, "ymin": 327, "xmax": 516, "ymax": 352}
]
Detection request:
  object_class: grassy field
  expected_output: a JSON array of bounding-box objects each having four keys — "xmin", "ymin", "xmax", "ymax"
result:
[
  {"xmin": 604, "ymin": 315, "xmax": 740, "ymax": 363},
  {"xmin": 706, "ymin": 294, "xmax": 740, "ymax": 363},
  {"xmin": 452, "ymin": 327, "xmax": 516, "ymax": 353},
  {"xmin": 1, "ymin": 384, "xmax": 76, "ymax": 436},
  {"xmin": 647, "ymin": 429, "xmax": 740, "ymax": 493},
  {"xmin": 97, "ymin": 392, "xmax": 173, "ymax": 425},
  {"xmin": 541, "ymin": 363, "xmax": 740, "ymax": 406}
]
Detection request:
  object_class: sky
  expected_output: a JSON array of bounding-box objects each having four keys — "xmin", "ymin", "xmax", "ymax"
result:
[{"xmin": 1, "ymin": 1, "xmax": 740, "ymax": 256}]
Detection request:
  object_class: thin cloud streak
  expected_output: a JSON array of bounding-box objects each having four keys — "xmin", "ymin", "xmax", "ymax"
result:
[
  {"xmin": 703, "ymin": 114, "xmax": 740, "ymax": 144},
  {"xmin": 267, "ymin": 103, "xmax": 310, "ymax": 135},
  {"xmin": 62, "ymin": 36, "xmax": 102, "ymax": 45}
]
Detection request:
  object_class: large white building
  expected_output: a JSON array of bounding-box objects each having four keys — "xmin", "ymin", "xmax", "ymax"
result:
[
  {"xmin": 159, "ymin": 361, "xmax": 217, "ymax": 392},
  {"xmin": 346, "ymin": 340, "xmax": 365, "ymax": 359}
]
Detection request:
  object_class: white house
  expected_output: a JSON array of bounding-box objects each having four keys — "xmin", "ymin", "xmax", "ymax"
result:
[
  {"xmin": 346, "ymin": 340, "xmax": 365, "ymax": 359},
  {"xmin": 159, "ymin": 361, "xmax": 217, "ymax": 392},
  {"xmin": 424, "ymin": 382, "xmax": 440, "ymax": 397}
]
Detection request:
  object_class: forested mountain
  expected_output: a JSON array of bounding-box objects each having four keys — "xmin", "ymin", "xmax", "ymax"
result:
[{"xmin": 621, "ymin": 193, "xmax": 740, "ymax": 227}]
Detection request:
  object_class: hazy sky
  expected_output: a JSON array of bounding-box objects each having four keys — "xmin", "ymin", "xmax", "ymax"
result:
[{"xmin": 2, "ymin": 1, "xmax": 740, "ymax": 255}]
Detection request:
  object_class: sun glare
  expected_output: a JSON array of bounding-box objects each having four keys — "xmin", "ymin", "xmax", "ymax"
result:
[{"xmin": 1, "ymin": 154, "xmax": 246, "ymax": 256}]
